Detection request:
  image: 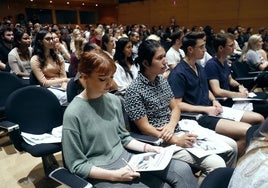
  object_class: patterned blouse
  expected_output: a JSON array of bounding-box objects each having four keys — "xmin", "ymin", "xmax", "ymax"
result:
[{"xmin": 124, "ymin": 72, "xmax": 175, "ymax": 128}]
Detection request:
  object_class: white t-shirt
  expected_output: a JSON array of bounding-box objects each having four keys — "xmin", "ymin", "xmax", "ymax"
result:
[
  {"xmin": 166, "ymin": 47, "xmax": 185, "ymax": 68},
  {"xmin": 113, "ymin": 62, "xmax": 139, "ymax": 95}
]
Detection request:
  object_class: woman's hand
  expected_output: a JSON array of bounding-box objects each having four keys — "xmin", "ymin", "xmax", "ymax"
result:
[
  {"xmin": 144, "ymin": 144, "xmax": 162, "ymax": 153},
  {"xmin": 174, "ymin": 133, "xmax": 198, "ymax": 148},
  {"xmin": 112, "ymin": 166, "xmax": 140, "ymax": 182}
]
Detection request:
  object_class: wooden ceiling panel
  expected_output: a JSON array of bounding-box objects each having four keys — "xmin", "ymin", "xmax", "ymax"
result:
[{"xmin": 14, "ymin": 0, "xmax": 118, "ymax": 8}]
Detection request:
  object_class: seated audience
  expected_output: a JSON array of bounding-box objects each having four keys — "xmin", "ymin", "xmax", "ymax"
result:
[
  {"xmin": 124, "ymin": 40, "xmax": 237, "ymax": 174},
  {"xmin": 69, "ymin": 37, "xmax": 86, "ymax": 77},
  {"xmin": 0, "ymin": 26, "xmax": 14, "ymax": 71},
  {"xmin": 196, "ymin": 33, "xmax": 212, "ymax": 67},
  {"xmin": 243, "ymin": 34, "xmax": 268, "ymax": 71},
  {"xmin": 62, "ymin": 49, "xmax": 198, "ymax": 188},
  {"xmin": 205, "ymin": 32, "xmax": 268, "ymax": 119},
  {"xmin": 89, "ymin": 27, "xmax": 102, "ymax": 47},
  {"xmin": 166, "ymin": 30, "xmax": 185, "ymax": 70},
  {"xmin": 8, "ymin": 29, "xmax": 31, "ymax": 78},
  {"xmin": 228, "ymin": 118, "xmax": 268, "ymax": 188},
  {"xmin": 52, "ymin": 30, "xmax": 71, "ymax": 63},
  {"xmin": 101, "ymin": 34, "xmax": 115, "ymax": 59},
  {"xmin": 168, "ymin": 32, "xmax": 253, "ymax": 157},
  {"xmin": 113, "ymin": 37, "xmax": 139, "ymax": 96},
  {"xmin": 30, "ymin": 29, "xmax": 69, "ymax": 104}
]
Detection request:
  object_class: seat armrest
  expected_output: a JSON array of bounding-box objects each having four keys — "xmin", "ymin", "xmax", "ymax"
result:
[
  {"xmin": 180, "ymin": 112, "xmax": 203, "ymax": 121},
  {"xmin": 49, "ymin": 167, "xmax": 93, "ymax": 188},
  {"xmin": 130, "ymin": 132, "xmax": 163, "ymax": 145},
  {"xmin": 249, "ymin": 71, "xmax": 268, "ymax": 74},
  {"xmin": 235, "ymin": 77, "xmax": 257, "ymax": 81},
  {"xmin": 215, "ymin": 97, "xmax": 228, "ymax": 101},
  {"xmin": 0, "ymin": 120, "xmax": 19, "ymax": 132}
]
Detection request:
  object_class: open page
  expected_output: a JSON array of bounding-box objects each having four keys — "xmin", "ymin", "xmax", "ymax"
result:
[
  {"xmin": 216, "ymin": 106, "xmax": 244, "ymax": 121},
  {"xmin": 21, "ymin": 125, "xmax": 62, "ymax": 146},
  {"xmin": 128, "ymin": 145, "xmax": 176, "ymax": 171},
  {"xmin": 178, "ymin": 119, "xmax": 233, "ymax": 158}
]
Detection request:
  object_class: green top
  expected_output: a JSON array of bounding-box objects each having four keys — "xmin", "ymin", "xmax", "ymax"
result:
[{"xmin": 62, "ymin": 93, "xmax": 132, "ymax": 178}]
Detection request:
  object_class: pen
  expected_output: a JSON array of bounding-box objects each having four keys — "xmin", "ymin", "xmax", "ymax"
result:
[{"xmin": 121, "ymin": 158, "xmax": 135, "ymax": 172}]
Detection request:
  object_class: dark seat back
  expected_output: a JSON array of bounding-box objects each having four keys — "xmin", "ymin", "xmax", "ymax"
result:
[
  {"xmin": 66, "ymin": 78, "xmax": 83, "ymax": 103},
  {"xmin": 200, "ymin": 167, "xmax": 234, "ymax": 188},
  {"xmin": 0, "ymin": 72, "xmax": 26, "ymax": 117},
  {"xmin": 5, "ymin": 85, "xmax": 63, "ymax": 134},
  {"xmin": 29, "ymin": 71, "xmax": 40, "ymax": 85},
  {"xmin": 230, "ymin": 60, "xmax": 251, "ymax": 78}
]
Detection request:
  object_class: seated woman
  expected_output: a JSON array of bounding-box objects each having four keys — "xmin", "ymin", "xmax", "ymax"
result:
[
  {"xmin": 69, "ymin": 37, "xmax": 86, "ymax": 77},
  {"xmin": 8, "ymin": 29, "xmax": 32, "ymax": 79},
  {"xmin": 30, "ymin": 29, "xmax": 69, "ymax": 104},
  {"xmin": 124, "ymin": 40, "xmax": 237, "ymax": 174},
  {"xmin": 243, "ymin": 34, "xmax": 268, "ymax": 71},
  {"xmin": 62, "ymin": 49, "xmax": 198, "ymax": 188},
  {"xmin": 228, "ymin": 118, "xmax": 268, "ymax": 188},
  {"xmin": 113, "ymin": 37, "xmax": 139, "ymax": 96},
  {"xmin": 101, "ymin": 34, "xmax": 115, "ymax": 59}
]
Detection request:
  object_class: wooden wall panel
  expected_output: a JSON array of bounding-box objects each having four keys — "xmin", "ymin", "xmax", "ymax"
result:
[{"xmin": 118, "ymin": 0, "xmax": 268, "ymax": 33}]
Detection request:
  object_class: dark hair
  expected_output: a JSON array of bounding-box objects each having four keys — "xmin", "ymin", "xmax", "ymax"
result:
[
  {"xmin": 181, "ymin": 32, "xmax": 205, "ymax": 54},
  {"xmin": 78, "ymin": 49, "xmax": 116, "ymax": 76},
  {"xmin": 83, "ymin": 42, "xmax": 99, "ymax": 52},
  {"xmin": 135, "ymin": 39, "xmax": 162, "ymax": 73},
  {"xmin": 13, "ymin": 29, "xmax": 25, "ymax": 48},
  {"xmin": 0, "ymin": 26, "xmax": 13, "ymax": 38},
  {"xmin": 32, "ymin": 29, "xmax": 60, "ymax": 68},
  {"xmin": 170, "ymin": 30, "xmax": 183, "ymax": 45},
  {"xmin": 113, "ymin": 37, "xmax": 134, "ymax": 78},
  {"xmin": 101, "ymin": 34, "xmax": 110, "ymax": 51},
  {"xmin": 213, "ymin": 32, "xmax": 234, "ymax": 52}
]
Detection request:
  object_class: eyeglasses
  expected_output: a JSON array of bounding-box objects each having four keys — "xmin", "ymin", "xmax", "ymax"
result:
[{"xmin": 44, "ymin": 37, "xmax": 54, "ymax": 41}]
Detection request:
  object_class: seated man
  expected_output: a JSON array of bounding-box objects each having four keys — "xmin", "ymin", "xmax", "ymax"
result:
[
  {"xmin": 125, "ymin": 39, "xmax": 237, "ymax": 175},
  {"xmin": 167, "ymin": 32, "xmax": 256, "ymax": 157},
  {"xmin": 205, "ymin": 32, "xmax": 268, "ymax": 119}
]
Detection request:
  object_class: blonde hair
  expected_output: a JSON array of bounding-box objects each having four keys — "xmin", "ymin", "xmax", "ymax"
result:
[
  {"xmin": 74, "ymin": 37, "xmax": 85, "ymax": 59},
  {"xmin": 146, "ymin": 34, "xmax": 160, "ymax": 42},
  {"xmin": 239, "ymin": 34, "xmax": 262, "ymax": 61},
  {"xmin": 246, "ymin": 34, "xmax": 262, "ymax": 51}
]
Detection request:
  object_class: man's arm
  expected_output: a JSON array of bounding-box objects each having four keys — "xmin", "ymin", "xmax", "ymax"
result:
[
  {"xmin": 0, "ymin": 60, "xmax": 6, "ymax": 71},
  {"xmin": 174, "ymin": 97, "xmax": 221, "ymax": 116},
  {"xmin": 209, "ymin": 77, "xmax": 247, "ymax": 98}
]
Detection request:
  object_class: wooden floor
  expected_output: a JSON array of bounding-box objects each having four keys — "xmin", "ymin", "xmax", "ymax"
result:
[{"xmin": 0, "ymin": 131, "xmax": 65, "ymax": 188}]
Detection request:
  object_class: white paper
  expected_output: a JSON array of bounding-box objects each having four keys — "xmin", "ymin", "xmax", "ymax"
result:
[
  {"xmin": 21, "ymin": 125, "xmax": 62, "ymax": 145},
  {"xmin": 232, "ymin": 101, "xmax": 253, "ymax": 111},
  {"xmin": 217, "ymin": 106, "xmax": 244, "ymax": 121},
  {"xmin": 128, "ymin": 145, "xmax": 176, "ymax": 171},
  {"xmin": 177, "ymin": 119, "xmax": 233, "ymax": 158}
]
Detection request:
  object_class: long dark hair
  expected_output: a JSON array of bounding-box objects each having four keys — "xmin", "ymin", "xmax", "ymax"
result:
[
  {"xmin": 113, "ymin": 37, "xmax": 134, "ymax": 78},
  {"xmin": 32, "ymin": 29, "xmax": 60, "ymax": 68}
]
